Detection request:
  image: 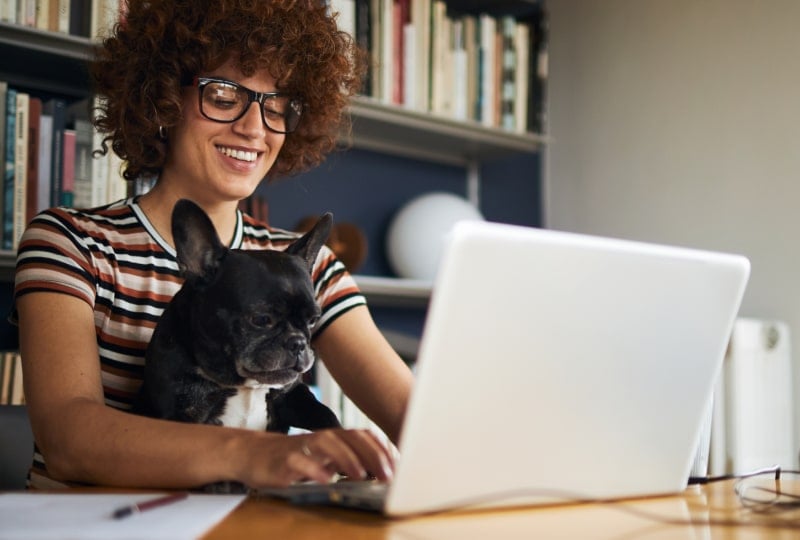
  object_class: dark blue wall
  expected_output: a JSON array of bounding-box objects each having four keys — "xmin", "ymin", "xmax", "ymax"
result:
[
  {"xmin": 259, "ymin": 148, "xmax": 542, "ymax": 277},
  {"xmin": 258, "ymin": 147, "xmax": 542, "ymax": 340}
]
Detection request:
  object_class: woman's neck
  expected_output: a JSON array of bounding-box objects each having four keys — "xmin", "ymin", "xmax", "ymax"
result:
[{"xmin": 137, "ymin": 183, "xmax": 240, "ymax": 248}]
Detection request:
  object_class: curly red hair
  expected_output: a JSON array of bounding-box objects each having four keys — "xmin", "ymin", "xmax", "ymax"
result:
[{"xmin": 90, "ymin": 0, "xmax": 363, "ymax": 182}]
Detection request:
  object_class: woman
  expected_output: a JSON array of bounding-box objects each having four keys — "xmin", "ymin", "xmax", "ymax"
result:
[{"xmin": 13, "ymin": 0, "xmax": 414, "ymax": 489}]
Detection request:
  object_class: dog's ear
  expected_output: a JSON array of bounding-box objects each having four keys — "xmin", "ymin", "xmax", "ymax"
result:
[
  {"xmin": 286, "ymin": 212, "xmax": 333, "ymax": 271},
  {"xmin": 171, "ymin": 199, "xmax": 227, "ymax": 280}
]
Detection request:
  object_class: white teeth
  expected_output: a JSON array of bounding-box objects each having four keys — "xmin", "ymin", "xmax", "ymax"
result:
[{"xmin": 217, "ymin": 146, "xmax": 257, "ymax": 162}]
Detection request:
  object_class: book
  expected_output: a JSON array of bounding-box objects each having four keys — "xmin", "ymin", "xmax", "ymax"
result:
[
  {"xmin": 43, "ymin": 98, "xmax": 67, "ymax": 207},
  {"xmin": 0, "ymin": 1, "xmax": 18, "ymax": 23},
  {"xmin": 0, "ymin": 353, "xmax": 10, "ymax": 404},
  {"xmin": 56, "ymin": 0, "xmax": 69, "ymax": 33},
  {"xmin": 0, "ymin": 81, "xmax": 7, "ymax": 236},
  {"xmin": 20, "ymin": 0, "xmax": 36, "ymax": 27},
  {"xmin": 60, "ymin": 128, "xmax": 76, "ymax": 206},
  {"xmin": 329, "ymin": 0, "xmax": 355, "ymax": 38},
  {"xmin": 68, "ymin": 100, "xmax": 93, "ymax": 208},
  {"xmin": 478, "ymin": 13, "xmax": 496, "ymax": 127},
  {"xmin": 35, "ymin": 0, "xmax": 51, "ymax": 30},
  {"xmin": 90, "ymin": 96, "xmax": 108, "ymax": 206},
  {"xmin": 47, "ymin": 0, "xmax": 59, "ymax": 31},
  {"xmin": 451, "ymin": 17, "xmax": 468, "ymax": 121},
  {"xmin": 513, "ymin": 20, "xmax": 530, "ymax": 134},
  {"xmin": 429, "ymin": 0, "xmax": 447, "ymax": 115},
  {"xmin": 354, "ymin": 0, "xmax": 372, "ymax": 95},
  {"xmin": 90, "ymin": 0, "xmax": 118, "ymax": 39},
  {"xmin": 3, "ymin": 87, "xmax": 17, "ymax": 250},
  {"xmin": 368, "ymin": 0, "xmax": 382, "ymax": 99},
  {"xmin": 25, "ymin": 96, "xmax": 42, "ymax": 226},
  {"xmin": 37, "ymin": 112, "xmax": 53, "ymax": 212},
  {"xmin": 499, "ymin": 16, "xmax": 516, "ymax": 131},
  {"xmin": 13, "ymin": 91, "xmax": 29, "ymax": 249},
  {"xmin": 391, "ymin": 0, "xmax": 409, "ymax": 106},
  {"xmin": 9, "ymin": 352, "xmax": 24, "ymax": 405},
  {"xmin": 379, "ymin": 0, "xmax": 392, "ymax": 103},
  {"xmin": 463, "ymin": 14, "xmax": 478, "ymax": 123},
  {"xmin": 69, "ymin": 0, "xmax": 90, "ymax": 36},
  {"xmin": 409, "ymin": 0, "xmax": 431, "ymax": 113}
]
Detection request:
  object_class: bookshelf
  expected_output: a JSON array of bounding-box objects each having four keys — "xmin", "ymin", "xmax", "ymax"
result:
[{"xmin": 0, "ymin": 0, "xmax": 546, "ymax": 308}]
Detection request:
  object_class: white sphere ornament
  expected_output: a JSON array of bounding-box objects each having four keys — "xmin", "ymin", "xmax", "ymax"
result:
[{"xmin": 386, "ymin": 192, "xmax": 484, "ymax": 280}]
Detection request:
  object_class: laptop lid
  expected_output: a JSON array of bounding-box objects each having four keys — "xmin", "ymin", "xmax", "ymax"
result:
[{"xmin": 384, "ymin": 221, "xmax": 749, "ymax": 516}]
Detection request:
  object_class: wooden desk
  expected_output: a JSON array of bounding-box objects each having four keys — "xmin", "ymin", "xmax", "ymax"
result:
[{"xmin": 202, "ymin": 479, "xmax": 800, "ymax": 539}]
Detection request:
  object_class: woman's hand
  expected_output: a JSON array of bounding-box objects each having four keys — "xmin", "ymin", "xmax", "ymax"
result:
[{"xmin": 233, "ymin": 428, "xmax": 395, "ymax": 488}]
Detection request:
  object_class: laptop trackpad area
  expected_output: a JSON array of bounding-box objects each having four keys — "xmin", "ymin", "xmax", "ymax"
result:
[{"xmin": 258, "ymin": 480, "xmax": 389, "ymax": 512}]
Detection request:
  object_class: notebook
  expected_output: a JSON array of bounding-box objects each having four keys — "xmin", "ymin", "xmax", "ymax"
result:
[{"xmin": 261, "ymin": 221, "xmax": 750, "ymax": 517}]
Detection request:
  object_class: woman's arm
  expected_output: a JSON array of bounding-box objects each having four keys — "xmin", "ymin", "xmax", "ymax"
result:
[
  {"xmin": 313, "ymin": 305, "xmax": 415, "ymax": 445},
  {"xmin": 18, "ymin": 292, "xmax": 393, "ymax": 488}
]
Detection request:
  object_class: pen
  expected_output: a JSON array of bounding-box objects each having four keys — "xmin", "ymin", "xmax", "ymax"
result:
[{"xmin": 112, "ymin": 492, "xmax": 189, "ymax": 519}]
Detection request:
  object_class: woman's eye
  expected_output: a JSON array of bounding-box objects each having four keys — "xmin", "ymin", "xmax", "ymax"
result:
[{"xmin": 211, "ymin": 97, "xmax": 239, "ymax": 110}]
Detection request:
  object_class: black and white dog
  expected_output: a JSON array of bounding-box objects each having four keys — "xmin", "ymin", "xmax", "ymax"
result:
[{"xmin": 133, "ymin": 199, "xmax": 341, "ymax": 434}]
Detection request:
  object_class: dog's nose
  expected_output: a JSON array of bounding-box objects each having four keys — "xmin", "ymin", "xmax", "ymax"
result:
[{"xmin": 286, "ymin": 336, "xmax": 306, "ymax": 355}]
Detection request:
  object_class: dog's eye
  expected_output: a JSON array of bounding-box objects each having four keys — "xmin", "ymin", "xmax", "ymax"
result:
[
  {"xmin": 307, "ymin": 316, "xmax": 320, "ymax": 329},
  {"xmin": 250, "ymin": 314, "xmax": 275, "ymax": 328}
]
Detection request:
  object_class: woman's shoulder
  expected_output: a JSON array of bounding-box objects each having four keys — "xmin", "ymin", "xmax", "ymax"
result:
[
  {"xmin": 33, "ymin": 199, "xmax": 138, "ymax": 230},
  {"xmin": 23, "ymin": 198, "xmax": 149, "ymax": 253}
]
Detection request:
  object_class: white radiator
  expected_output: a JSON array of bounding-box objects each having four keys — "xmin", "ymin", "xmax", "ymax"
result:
[{"xmin": 708, "ymin": 318, "xmax": 796, "ymax": 475}]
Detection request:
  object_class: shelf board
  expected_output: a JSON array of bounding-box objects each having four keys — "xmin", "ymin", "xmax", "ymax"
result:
[
  {"xmin": 354, "ymin": 275, "xmax": 431, "ymax": 308},
  {"xmin": 0, "ymin": 22, "xmax": 92, "ymax": 98},
  {"xmin": 347, "ymin": 97, "xmax": 545, "ymax": 166}
]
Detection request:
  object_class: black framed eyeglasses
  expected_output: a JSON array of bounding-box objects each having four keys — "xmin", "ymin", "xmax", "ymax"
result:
[{"xmin": 193, "ymin": 77, "xmax": 303, "ymax": 134}]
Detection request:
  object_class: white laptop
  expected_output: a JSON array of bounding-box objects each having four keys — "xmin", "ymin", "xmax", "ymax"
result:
[{"xmin": 261, "ymin": 220, "xmax": 750, "ymax": 517}]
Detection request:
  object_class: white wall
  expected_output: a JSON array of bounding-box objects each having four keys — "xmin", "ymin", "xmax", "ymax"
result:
[{"xmin": 546, "ymin": 0, "xmax": 800, "ymax": 455}]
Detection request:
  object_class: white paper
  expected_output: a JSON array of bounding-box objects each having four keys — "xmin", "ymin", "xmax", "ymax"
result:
[{"xmin": 0, "ymin": 492, "xmax": 246, "ymax": 540}]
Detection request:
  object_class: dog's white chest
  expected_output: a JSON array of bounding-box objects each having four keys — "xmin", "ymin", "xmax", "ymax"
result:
[{"xmin": 218, "ymin": 384, "xmax": 270, "ymax": 430}]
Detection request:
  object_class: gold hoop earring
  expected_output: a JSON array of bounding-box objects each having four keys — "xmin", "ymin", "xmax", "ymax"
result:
[{"xmin": 158, "ymin": 125, "xmax": 167, "ymax": 140}]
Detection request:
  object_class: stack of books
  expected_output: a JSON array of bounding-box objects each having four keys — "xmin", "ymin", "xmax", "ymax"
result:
[
  {"xmin": 330, "ymin": 0, "xmax": 547, "ymax": 134},
  {"xmin": 0, "ymin": 85, "xmax": 128, "ymax": 251}
]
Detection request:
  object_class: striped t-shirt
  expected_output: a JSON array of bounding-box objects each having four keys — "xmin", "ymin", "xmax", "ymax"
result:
[{"xmin": 13, "ymin": 197, "xmax": 366, "ymax": 488}]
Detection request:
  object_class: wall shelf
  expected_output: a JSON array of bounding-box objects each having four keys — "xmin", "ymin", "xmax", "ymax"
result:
[
  {"xmin": 353, "ymin": 275, "xmax": 431, "ymax": 308},
  {"xmin": 347, "ymin": 97, "xmax": 544, "ymax": 167}
]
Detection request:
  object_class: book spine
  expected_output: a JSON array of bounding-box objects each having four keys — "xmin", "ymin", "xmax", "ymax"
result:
[
  {"xmin": 4, "ymin": 88, "xmax": 17, "ymax": 250},
  {"xmin": 0, "ymin": 1, "xmax": 18, "ymax": 23},
  {"xmin": 479, "ymin": 13, "xmax": 496, "ymax": 127},
  {"xmin": 0, "ymin": 353, "xmax": 9, "ymax": 404},
  {"xmin": 35, "ymin": 0, "xmax": 49, "ymax": 30},
  {"xmin": 452, "ymin": 18, "xmax": 468, "ymax": 121},
  {"xmin": 354, "ymin": 0, "xmax": 372, "ymax": 95},
  {"xmin": 514, "ymin": 21, "xmax": 530, "ymax": 134},
  {"xmin": 43, "ymin": 98, "xmax": 66, "ymax": 208},
  {"xmin": 57, "ymin": 0, "xmax": 69, "ymax": 33},
  {"xmin": 37, "ymin": 113, "xmax": 53, "ymax": 213},
  {"xmin": 13, "ymin": 92, "xmax": 29, "ymax": 250},
  {"xmin": 71, "ymin": 117, "xmax": 92, "ymax": 208},
  {"xmin": 61, "ymin": 129, "xmax": 76, "ymax": 206},
  {"xmin": 0, "ymin": 81, "xmax": 7, "ymax": 233},
  {"xmin": 26, "ymin": 96, "xmax": 41, "ymax": 226},
  {"xmin": 69, "ymin": 0, "xmax": 90, "ymax": 37},
  {"xmin": 90, "ymin": 96, "xmax": 108, "ymax": 206},
  {"xmin": 500, "ymin": 16, "xmax": 516, "ymax": 131}
]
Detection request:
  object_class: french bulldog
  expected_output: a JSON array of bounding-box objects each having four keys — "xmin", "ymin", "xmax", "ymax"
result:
[{"xmin": 133, "ymin": 199, "xmax": 342, "ymax": 436}]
